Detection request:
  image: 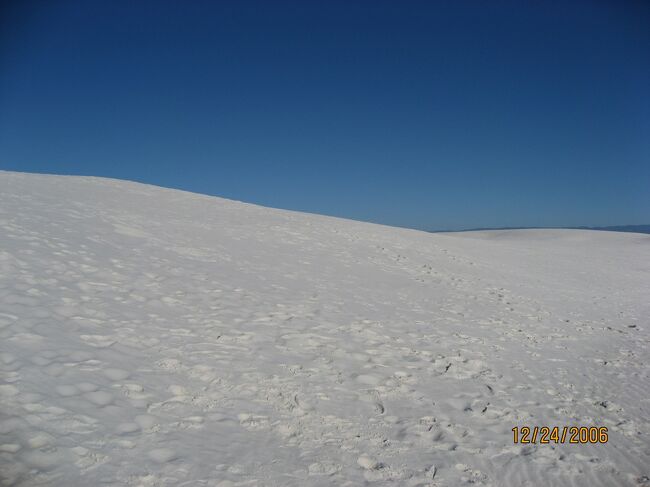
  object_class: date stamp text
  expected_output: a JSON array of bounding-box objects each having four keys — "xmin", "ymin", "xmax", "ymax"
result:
[{"xmin": 512, "ymin": 426, "xmax": 608, "ymax": 444}]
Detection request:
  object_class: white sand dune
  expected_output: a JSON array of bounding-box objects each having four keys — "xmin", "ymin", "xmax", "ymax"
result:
[{"xmin": 0, "ymin": 171, "xmax": 648, "ymax": 486}]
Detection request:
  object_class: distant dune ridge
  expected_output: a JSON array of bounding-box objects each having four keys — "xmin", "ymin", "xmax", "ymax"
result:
[
  {"xmin": 0, "ymin": 171, "xmax": 649, "ymax": 486},
  {"xmin": 578, "ymin": 224, "xmax": 650, "ymax": 234},
  {"xmin": 431, "ymin": 224, "xmax": 650, "ymax": 234}
]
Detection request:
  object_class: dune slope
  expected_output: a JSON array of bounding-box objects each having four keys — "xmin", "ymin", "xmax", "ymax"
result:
[{"xmin": 0, "ymin": 171, "xmax": 649, "ymax": 486}]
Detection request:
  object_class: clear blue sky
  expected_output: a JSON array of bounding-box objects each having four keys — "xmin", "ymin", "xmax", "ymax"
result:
[{"xmin": 1, "ymin": 0, "xmax": 648, "ymax": 230}]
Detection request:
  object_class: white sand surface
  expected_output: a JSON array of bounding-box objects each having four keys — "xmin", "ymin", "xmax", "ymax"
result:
[{"xmin": 1, "ymin": 171, "xmax": 648, "ymax": 486}]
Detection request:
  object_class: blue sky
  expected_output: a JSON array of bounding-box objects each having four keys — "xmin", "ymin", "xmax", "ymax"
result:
[{"xmin": 1, "ymin": 0, "xmax": 648, "ymax": 230}]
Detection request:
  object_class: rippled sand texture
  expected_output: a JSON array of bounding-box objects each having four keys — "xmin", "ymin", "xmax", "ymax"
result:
[{"xmin": 1, "ymin": 171, "xmax": 649, "ymax": 486}]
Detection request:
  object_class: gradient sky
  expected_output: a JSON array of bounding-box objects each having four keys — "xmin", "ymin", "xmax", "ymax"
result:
[{"xmin": 1, "ymin": 0, "xmax": 648, "ymax": 230}]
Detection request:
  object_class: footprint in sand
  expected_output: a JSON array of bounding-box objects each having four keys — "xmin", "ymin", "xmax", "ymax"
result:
[
  {"xmin": 103, "ymin": 368, "xmax": 130, "ymax": 381},
  {"xmin": 147, "ymin": 448, "xmax": 178, "ymax": 464},
  {"xmin": 84, "ymin": 390, "xmax": 114, "ymax": 406}
]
